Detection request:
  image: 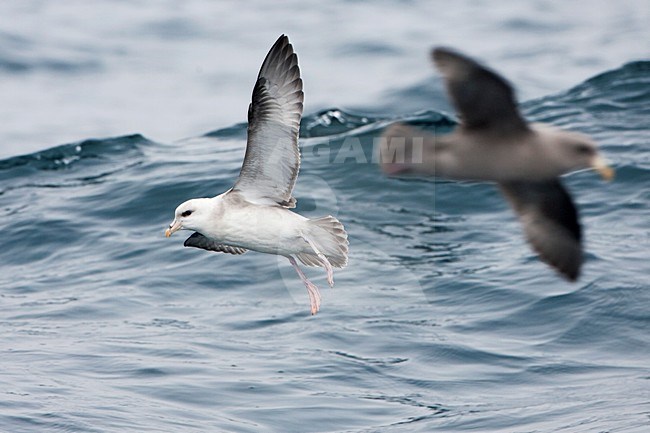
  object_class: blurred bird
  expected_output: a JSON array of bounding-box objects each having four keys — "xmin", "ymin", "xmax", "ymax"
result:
[{"xmin": 380, "ymin": 47, "xmax": 613, "ymax": 281}]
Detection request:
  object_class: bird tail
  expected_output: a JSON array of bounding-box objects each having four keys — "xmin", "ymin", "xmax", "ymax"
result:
[
  {"xmin": 296, "ymin": 215, "xmax": 349, "ymax": 268},
  {"xmin": 379, "ymin": 123, "xmax": 436, "ymax": 176}
]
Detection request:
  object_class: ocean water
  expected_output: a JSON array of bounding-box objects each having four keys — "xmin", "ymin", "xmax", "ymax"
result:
[{"xmin": 1, "ymin": 2, "xmax": 649, "ymax": 433}]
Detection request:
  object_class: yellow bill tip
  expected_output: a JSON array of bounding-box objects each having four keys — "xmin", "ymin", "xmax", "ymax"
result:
[
  {"xmin": 591, "ymin": 155, "xmax": 614, "ymax": 181},
  {"xmin": 165, "ymin": 228, "xmax": 172, "ymax": 238},
  {"xmin": 597, "ymin": 165, "xmax": 615, "ymax": 181}
]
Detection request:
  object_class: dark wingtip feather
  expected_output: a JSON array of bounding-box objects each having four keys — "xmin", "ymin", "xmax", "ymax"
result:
[
  {"xmin": 499, "ymin": 180, "xmax": 584, "ymax": 283},
  {"xmin": 535, "ymin": 242, "xmax": 582, "ymax": 282},
  {"xmin": 431, "ymin": 46, "xmax": 460, "ymax": 63},
  {"xmin": 557, "ymin": 263, "xmax": 580, "ymax": 282},
  {"xmin": 430, "ymin": 46, "xmax": 528, "ymax": 133}
]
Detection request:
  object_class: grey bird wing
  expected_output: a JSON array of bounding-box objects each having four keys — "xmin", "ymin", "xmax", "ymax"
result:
[
  {"xmin": 499, "ymin": 180, "xmax": 582, "ymax": 281},
  {"xmin": 184, "ymin": 232, "xmax": 248, "ymax": 255},
  {"xmin": 432, "ymin": 47, "xmax": 529, "ymax": 134},
  {"xmin": 231, "ymin": 34, "xmax": 304, "ymax": 208}
]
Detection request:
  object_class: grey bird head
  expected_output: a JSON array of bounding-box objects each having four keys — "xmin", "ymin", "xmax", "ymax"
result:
[{"xmin": 532, "ymin": 124, "xmax": 614, "ymax": 180}]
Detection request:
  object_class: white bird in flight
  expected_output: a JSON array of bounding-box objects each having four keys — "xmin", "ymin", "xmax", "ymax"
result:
[{"xmin": 166, "ymin": 35, "xmax": 348, "ymax": 314}]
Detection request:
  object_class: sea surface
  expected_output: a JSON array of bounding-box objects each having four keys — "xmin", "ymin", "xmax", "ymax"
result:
[{"xmin": 1, "ymin": 1, "xmax": 649, "ymax": 432}]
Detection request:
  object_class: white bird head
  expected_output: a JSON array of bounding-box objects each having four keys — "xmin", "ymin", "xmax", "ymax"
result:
[{"xmin": 165, "ymin": 198, "xmax": 213, "ymax": 237}]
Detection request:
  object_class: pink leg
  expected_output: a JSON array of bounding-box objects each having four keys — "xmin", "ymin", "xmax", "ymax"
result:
[
  {"xmin": 288, "ymin": 256, "xmax": 322, "ymax": 315},
  {"xmin": 300, "ymin": 233, "xmax": 334, "ymax": 288}
]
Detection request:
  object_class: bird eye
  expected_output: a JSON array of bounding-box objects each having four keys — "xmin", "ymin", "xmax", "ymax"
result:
[
  {"xmin": 575, "ymin": 144, "xmax": 593, "ymax": 155},
  {"xmin": 181, "ymin": 210, "xmax": 193, "ymax": 217}
]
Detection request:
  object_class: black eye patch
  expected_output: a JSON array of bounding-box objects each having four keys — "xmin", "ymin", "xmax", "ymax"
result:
[
  {"xmin": 576, "ymin": 144, "xmax": 593, "ymax": 155},
  {"xmin": 181, "ymin": 210, "xmax": 193, "ymax": 217}
]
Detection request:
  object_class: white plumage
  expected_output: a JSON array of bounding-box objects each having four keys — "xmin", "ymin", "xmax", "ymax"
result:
[{"xmin": 166, "ymin": 35, "xmax": 348, "ymax": 314}]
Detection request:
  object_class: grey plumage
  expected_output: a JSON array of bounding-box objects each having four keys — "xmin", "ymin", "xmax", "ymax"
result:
[
  {"xmin": 432, "ymin": 48, "xmax": 529, "ymax": 134},
  {"xmin": 381, "ymin": 47, "xmax": 613, "ymax": 281},
  {"xmin": 232, "ymin": 34, "xmax": 304, "ymax": 208},
  {"xmin": 499, "ymin": 180, "xmax": 582, "ymax": 281}
]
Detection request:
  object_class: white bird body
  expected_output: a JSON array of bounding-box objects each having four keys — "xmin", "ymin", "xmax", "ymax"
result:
[{"xmin": 195, "ymin": 192, "xmax": 311, "ymax": 256}]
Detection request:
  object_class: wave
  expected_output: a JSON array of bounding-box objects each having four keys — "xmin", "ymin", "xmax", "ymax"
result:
[
  {"xmin": 523, "ymin": 61, "xmax": 650, "ymax": 129},
  {"xmin": 0, "ymin": 134, "xmax": 156, "ymax": 196},
  {"xmin": 0, "ymin": 134, "xmax": 152, "ymax": 170},
  {"xmin": 2, "ymin": 61, "xmax": 647, "ymax": 179}
]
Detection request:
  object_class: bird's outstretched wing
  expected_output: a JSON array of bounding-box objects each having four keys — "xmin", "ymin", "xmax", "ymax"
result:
[
  {"xmin": 499, "ymin": 180, "xmax": 582, "ymax": 281},
  {"xmin": 184, "ymin": 232, "xmax": 248, "ymax": 255},
  {"xmin": 231, "ymin": 35, "xmax": 304, "ymax": 208},
  {"xmin": 432, "ymin": 47, "xmax": 529, "ymax": 134}
]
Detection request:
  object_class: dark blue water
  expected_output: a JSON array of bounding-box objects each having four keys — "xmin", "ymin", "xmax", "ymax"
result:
[{"xmin": 2, "ymin": 2, "xmax": 650, "ymax": 432}]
